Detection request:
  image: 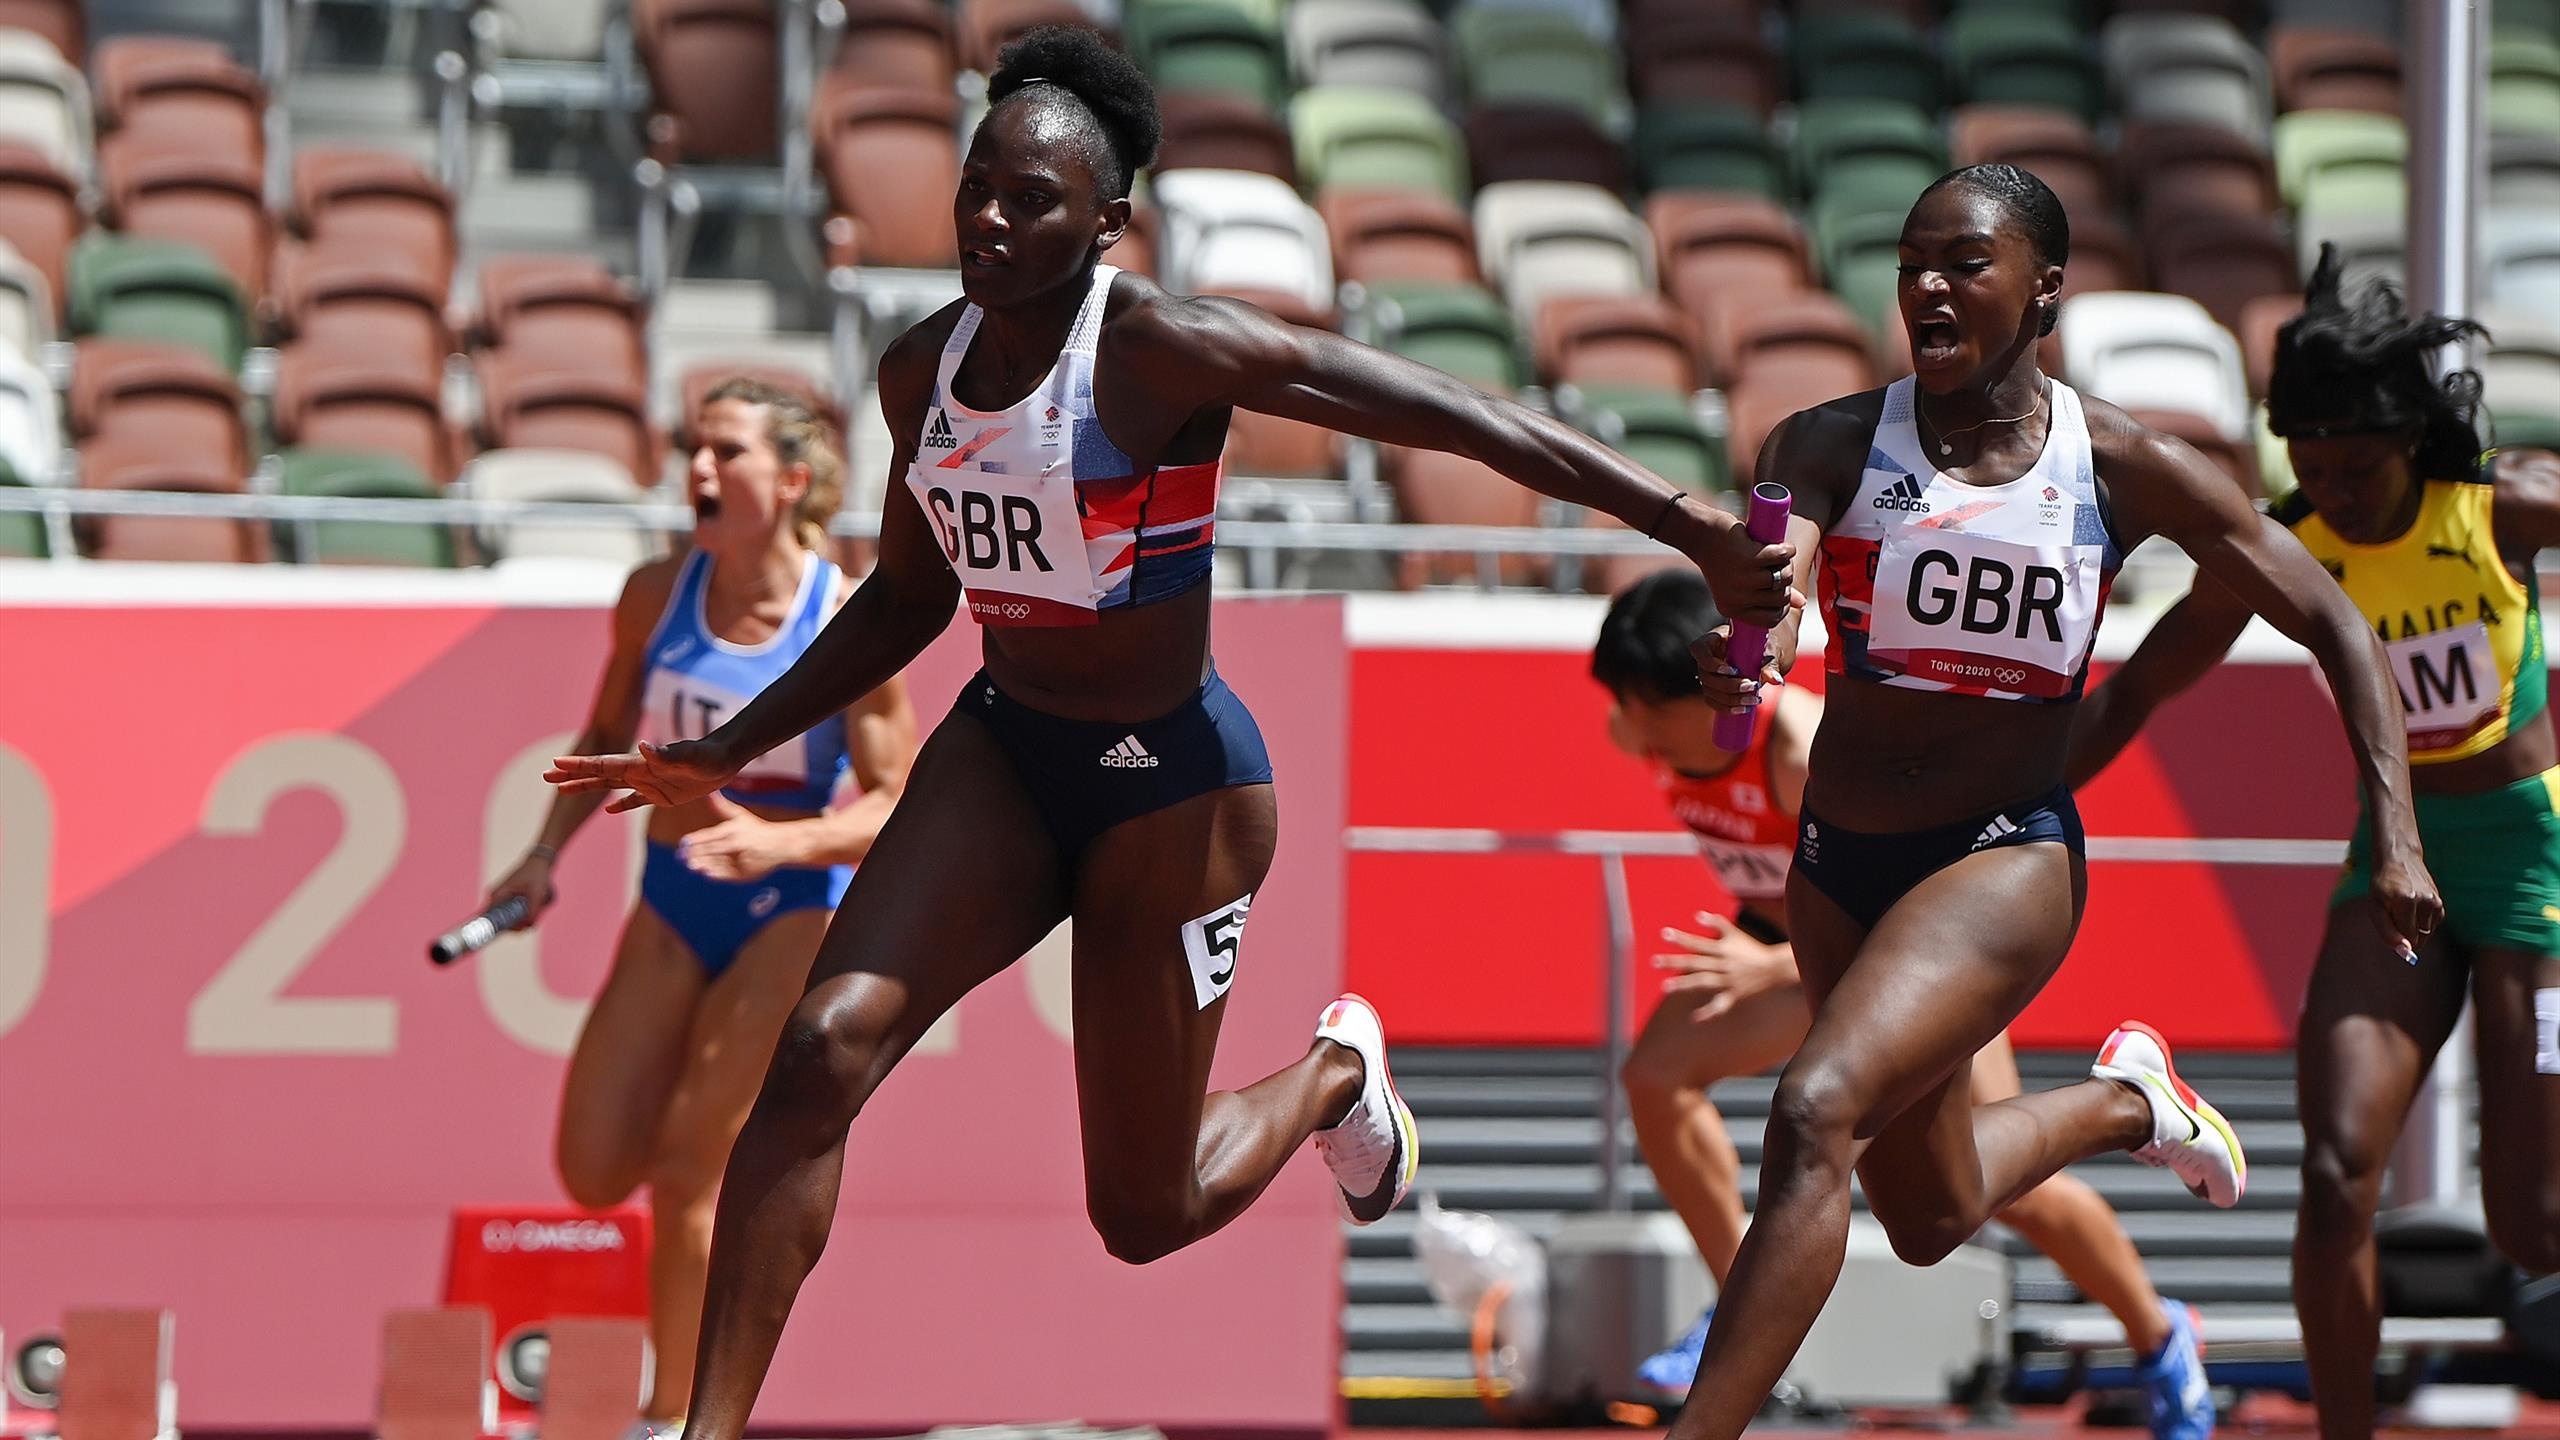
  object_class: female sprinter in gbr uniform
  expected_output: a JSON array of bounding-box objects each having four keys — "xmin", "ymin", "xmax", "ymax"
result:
[
  {"xmin": 546, "ymin": 28, "xmax": 1797, "ymax": 1437},
  {"xmin": 1660, "ymin": 166, "xmax": 2439, "ymax": 1440}
]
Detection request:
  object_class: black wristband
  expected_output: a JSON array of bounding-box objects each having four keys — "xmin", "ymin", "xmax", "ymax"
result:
[{"xmin": 1642, "ymin": 489, "xmax": 1684, "ymax": 539}]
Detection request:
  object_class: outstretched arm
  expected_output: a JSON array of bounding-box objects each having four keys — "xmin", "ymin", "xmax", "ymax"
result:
[
  {"xmin": 2096, "ymin": 403, "xmax": 2439, "ymax": 955},
  {"xmin": 548, "ymin": 320, "xmax": 962, "ymax": 812},
  {"xmin": 1114, "ymin": 295, "xmax": 1801, "ymax": 627},
  {"xmin": 2065, "ymin": 575, "xmax": 2252, "ymax": 788}
]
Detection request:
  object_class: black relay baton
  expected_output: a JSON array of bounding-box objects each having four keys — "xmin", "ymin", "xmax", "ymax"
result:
[{"xmin": 429, "ymin": 895, "xmax": 533, "ymax": 965}]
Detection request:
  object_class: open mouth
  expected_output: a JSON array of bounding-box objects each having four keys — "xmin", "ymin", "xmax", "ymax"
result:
[
  {"xmin": 1912, "ymin": 315, "xmax": 1962, "ymax": 365},
  {"xmin": 961, "ymin": 242, "xmax": 1008, "ymax": 269},
  {"xmin": 692, "ymin": 494, "xmax": 721, "ymax": 523}
]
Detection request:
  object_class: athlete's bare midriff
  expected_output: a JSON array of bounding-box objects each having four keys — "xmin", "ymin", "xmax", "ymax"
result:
[
  {"xmin": 1801, "ymin": 676, "xmax": 2075, "ymax": 830},
  {"xmin": 977, "ymin": 580, "xmax": 1217, "ymax": 721}
]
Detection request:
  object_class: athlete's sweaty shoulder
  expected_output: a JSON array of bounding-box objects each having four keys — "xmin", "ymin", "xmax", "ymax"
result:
[
  {"xmin": 1099, "ymin": 276, "xmax": 1286, "ymax": 374},
  {"xmin": 877, "ymin": 300, "xmax": 968, "ymax": 438},
  {"xmin": 610, "ymin": 554, "xmax": 684, "ymax": 653},
  {"xmin": 1761, "ymin": 387, "xmax": 1887, "ymax": 531},
  {"xmin": 2079, "ymin": 390, "xmax": 2244, "ymax": 550}
]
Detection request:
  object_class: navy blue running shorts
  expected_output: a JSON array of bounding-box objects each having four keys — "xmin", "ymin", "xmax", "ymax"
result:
[{"xmin": 1793, "ymin": 784, "xmax": 2084, "ymax": 931}]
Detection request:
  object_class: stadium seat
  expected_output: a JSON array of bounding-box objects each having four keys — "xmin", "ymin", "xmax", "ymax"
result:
[
  {"xmin": 2104, "ymin": 14, "xmax": 2271, "ymax": 142},
  {"xmin": 1792, "ymin": 11, "xmax": 1944, "ymax": 116},
  {"xmin": 812, "ymin": 84, "xmax": 960, "ymax": 269},
  {"xmin": 1455, "ymin": 0, "xmax": 1615, "ymax": 41},
  {"xmin": 68, "ymin": 233, "xmax": 249, "ymax": 371},
  {"xmin": 2268, "ymin": 25, "xmax": 2402, "ymax": 115},
  {"xmin": 1323, "ymin": 189, "xmax": 1479, "ymax": 287},
  {"xmin": 1633, "ymin": 104, "xmax": 1784, "ymax": 200},
  {"xmin": 672, "ymin": 361, "xmax": 845, "ymax": 454},
  {"xmin": 1951, "ymin": 106, "xmax": 2114, "ymax": 221},
  {"xmin": 1152, "ymin": 168, "xmax": 1334, "ymax": 314},
  {"xmin": 70, "ymin": 339, "xmax": 248, "ymax": 473},
  {"xmin": 1721, "ymin": 290, "xmax": 1877, "ymax": 407},
  {"xmin": 277, "ymin": 258, "xmax": 453, "ymax": 390},
  {"xmin": 375, "ymin": 1307, "xmax": 493, "ymax": 1440},
  {"xmin": 2491, "ymin": 35, "xmax": 2560, "ymax": 135},
  {"xmin": 1158, "ymin": 93, "xmax": 1297, "ymax": 183},
  {"xmin": 462, "ymin": 447, "xmax": 655, "ymax": 569},
  {"xmin": 275, "ymin": 448, "xmax": 455, "ymax": 567},
  {"xmin": 1221, "ymin": 379, "xmax": 1343, "ymax": 478},
  {"xmin": 471, "ymin": 256, "xmax": 648, "ymax": 388},
  {"xmin": 1570, "ymin": 382, "xmax": 1719, "ymax": 492},
  {"xmin": 2273, "ymin": 0, "xmax": 2395, "ymax": 37},
  {"xmin": 1291, "ymin": 86, "xmax": 1468, "ymax": 203},
  {"xmin": 2274, "ymin": 109, "xmax": 2405, "ymax": 211},
  {"xmin": 0, "ymin": 138, "xmax": 74, "ymax": 316},
  {"xmin": 1472, "ymin": 180, "xmax": 1653, "ymax": 330},
  {"xmin": 0, "ymin": 346, "xmax": 59, "ymax": 484},
  {"xmin": 1627, "ymin": 11, "xmax": 1782, "ymax": 117},
  {"xmin": 1465, "ymin": 103, "xmax": 1626, "ymax": 192},
  {"xmin": 0, "ymin": 0, "xmax": 80, "ymax": 62},
  {"xmin": 1286, "ymin": 0, "xmax": 1448, "ymax": 107},
  {"xmin": 78, "ymin": 431, "xmax": 264, "ymax": 561},
  {"xmin": 1646, "ymin": 192, "xmax": 1812, "ymax": 347},
  {"xmin": 103, "ymin": 152, "xmax": 271, "ymax": 306},
  {"xmin": 1953, "ymin": 0, "xmax": 2100, "ymax": 22},
  {"xmin": 633, "ymin": 0, "xmax": 779, "ymax": 162},
  {"xmin": 482, "ymin": 0, "xmax": 613, "ymax": 61},
  {"xmin": 1382, "ymin": 443, "xmax": 1544, "ymax": 589},
  {"xmin": 957, "ymin": 0, "xmax": 1113, "ymax": 75},
  {"xmin": 0, "ymin": 29, "xmax": 89, "ymax": 177},
  {"xmin": 482, "ymin": 364, "xmax": 661, "ymax": 490},
  {"xmin": 2480, "ymin": 310, "xmax": 2560, "ymax": 435},
  {"xmin": 273, "ymin": 357, "xmax": 458, "ymax": 483},
  {"xmin": 2145, "ymin": 207, "xmax": 2295, "ymax": 330},
  {"xmin": 1808, "ymin": 199, "xmax": 1908, "ymax": 340},
  {"xmin": 0, "ymin": 234, "xmax": 50, "ymax": 360},
  {"xmin": 2237, "ymin": 291, "xmax": 2300, "ymax": 398},
  {"xmin": 2067, "ymin": 210, "xmax": 2149, "ymax": 296},
  {"xmin": 1535, "ymin": 294, "xmax": 1698, "ymax": 392},
  {"xmin": 2060, "ymin": 290, "xmax": 2252, "ymax": 438},
  {"xmin": 1451, "ymin": 4, "xmax": 1622, "ymax": 124},
  {"xmin": 2486, "ymin": 208, "xmax": 2560, "ymax": 315},
  {"xmin": 0, "ymin": 460, "xmax": 45, "ymax": 554},
  {"xmin": 290, "ymin": 149, "xmax": 458, "ymax": 302},
  {"xmin": 2120, "ymin": 121, "xmax": 2282, "ymax": 226},
  {"xmin": 93, "ymin": 38, "xmax": 264, "ymax": 192},
  {"xmin": 1947, "ymin": 11, "xmax": 2106, "ymax": 125},
  {"xmin": 1792, "ymin": 99, "xmax": 1946, "ymax": 207},
  {"xmin": 2491, "ymin": 130, "xmax": 2560, "ymax": 207},
  {"xmin": 1139, "ymin": 4, "xmax": 1290, "ymax": 113},
  {"xmin": 1368, "ymin": 279, "xmax": 1521, "ymax": 391},
  {"xmin": 826, "ymin": 0, "xmax": 956, "ymax": 94},
  {"xmin": 2300, "ymin": 206, "xmax": 2406, "ymax": 286}
]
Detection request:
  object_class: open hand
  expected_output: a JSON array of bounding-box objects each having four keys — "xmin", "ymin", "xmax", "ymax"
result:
[
  {"xmin": 1655, "ymin": 912, "xmax": 1798, "ymax": 1022},
  {"xmin": 546, "ymin": 738, "xmax": 738, "ymax": 814},
  {"xmin": 679, "ymin": 794, "xmax": 798, "ymax": 882}
]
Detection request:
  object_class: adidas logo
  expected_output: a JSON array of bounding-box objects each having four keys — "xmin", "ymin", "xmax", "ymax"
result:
[
  {"xmin": 923, "ymin": 410, "xmax": 958, "ymax": 450},
  {"xmin": 1100, "ymin": 734, "xmax": 1160, "ymax": 768},
  {"xmin": 1872, "ymin": 474, "xmax": 1931, "ymax": 513},
  {"xmin": 1972, "ymin": 813, "xmax": 2021, "ymax": 850}
]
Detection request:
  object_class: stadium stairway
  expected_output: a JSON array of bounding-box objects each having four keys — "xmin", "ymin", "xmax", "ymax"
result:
[{"xmin": 1344, "ymin": 1045, "xmax": 2327, "ymax": 1417}]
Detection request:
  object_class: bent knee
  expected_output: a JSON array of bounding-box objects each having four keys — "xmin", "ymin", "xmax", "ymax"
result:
[
  {"xmin": 1871, "ymin": 1205, "xmax": 1979, "ymax": 1267},
  {"xmin": 1767, "ymin": 1065, "xmax": 1862, "ymax": 1155},
  {"xmin": 1620, "ymin": 1040, "xmax": 1706, "ymax": 1103},
  {"xmin": 762, "ymin": 1002, "xmax": 892, "ymax": 1129},
  {"xmin": 1086, "ymin": 1191, "xmax": 1199, "ymax": 1266},
  {"xmin": 2299, "ymin": 1138, "xmax": 2392, "ymax": 1232},
  {"xmin": 556, "ymin": 1132, "xmax": 646, "ymax": 1210}
]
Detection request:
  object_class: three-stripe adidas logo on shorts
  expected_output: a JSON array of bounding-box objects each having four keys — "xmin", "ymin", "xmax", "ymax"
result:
[{"xmin": 1100, "ymin": 734, "xmax": 1160, "ymax": 768}]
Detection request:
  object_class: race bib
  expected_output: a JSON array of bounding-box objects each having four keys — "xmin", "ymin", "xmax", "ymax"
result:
[
  {"xmin": 2386, "ymin": 621, "xmax": 2500, "ymax": 750},
  {"xmin": 1868, "ymin": 528, "xmax": 2099, "ymax": 697},
  {"xmin": 906, "ymin": 458, "xmax": 1102, "ymax": 627},
  {"xmin": 1697, "ymin": 839, "xmax": 1791, "ymax": 901}
]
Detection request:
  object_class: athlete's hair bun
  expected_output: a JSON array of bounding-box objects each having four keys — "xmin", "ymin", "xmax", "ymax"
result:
[{"xmin": 987, "ymin": 25, "xmax": 1161, "ymax": 198}]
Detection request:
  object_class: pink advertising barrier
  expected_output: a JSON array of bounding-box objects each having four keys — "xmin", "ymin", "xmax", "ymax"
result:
[{"xmin": 0, "ymin": 580, "xmax": 1348, "ymax": 1433}]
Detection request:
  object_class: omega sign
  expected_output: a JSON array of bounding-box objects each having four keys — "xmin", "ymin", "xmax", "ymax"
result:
[{"xmin": 480, "ymin": 1218, "xmax": 629, "ymax": 1254}]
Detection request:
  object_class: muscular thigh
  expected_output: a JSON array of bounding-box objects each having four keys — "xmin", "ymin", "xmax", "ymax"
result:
[
  {"xmin": 653, "ymin": 908, "xmax": 831, "ymax": 1183},
  {"xmin": 1632, "ymin": 978, "xmax": 1811, "ymax": 1089},
  {"xmin": 789, "ymin": 708, "xmax": 1071, "ymax": 1070},
  {"xmin": 2297, "ymin": 900, "xmax": 2468, "ymax": 1167},
  {"xmin": 1069, "ymin": 782, "xmax": 1278, "ymax": 1194},
  {"xmin": 559, "ymin": 902, "xmax": 706, "ymax": 1191}
]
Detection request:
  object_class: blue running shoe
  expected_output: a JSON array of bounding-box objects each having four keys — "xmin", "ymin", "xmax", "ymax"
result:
[
  {"xmin": 2135, "ymin": 1302, "xmax": 2214, "ymax": 1440},
  {"xmin": 1635, "ymin": 1306, "xmax": 1715, "ymax": 1393}
]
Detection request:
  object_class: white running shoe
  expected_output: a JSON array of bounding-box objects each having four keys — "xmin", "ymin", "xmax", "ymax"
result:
[
  {"xmin": 2093, "ymin": 1020, "xmax": 2247, "ymax": 1208},
  {"xmin": 1311, "ymin": 993, "xmax": 1419, "ymax": 1225}
]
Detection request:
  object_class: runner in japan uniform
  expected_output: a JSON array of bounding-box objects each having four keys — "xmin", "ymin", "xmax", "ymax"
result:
[{"xmin": 1595, "ymin": 571, "xmax": 2203, "ymax": 1422}]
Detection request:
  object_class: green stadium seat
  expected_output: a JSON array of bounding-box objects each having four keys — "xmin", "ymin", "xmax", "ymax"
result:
[
  {"xmin": 1633, "ymin": 104, "xmax": 1785, "ymax": 200},
  {"xmin": 1792, "ymin": 11, "xmax": 1945, "ymax": 116},
  {"xmin": 67, "ymin": 234, "xmax": 249, "ymax": 372},
  {"xmin": 2274, "ymin": 109, "xmax": 2406, "ymax": 210},
  {"xmin": 1811, "ymin": 200, "xmax": 1914, "ymax": 338},
  {"xmin": 1947, "ymin": 11, "xmax": 2107, "ymax": 124},
  {"xmin": 2493, "ymin": 412, "xmax": 2560, "ymax": 451},
  {"xmin": 1292, "ymin": 85, "xmax": 1469, "ymax": 202},
  {"xmin": 2492, "ymin": 0, "xmax": 2560, "ymax": 42},
  {"xmin": 1135, "ymin": 3, "xmax": 1290, "ymax": 114},
  {"xmin": 1952, "ymin": 0, "xmax": 2099, "ymax": 23},
  {"xmin": 1571, "ymin": 382, "xmax": 1723, "ymax": 493},
  {"xmin": 2491, "ymin": 35, "xmax": 2560, "ymax": 133},
  {"xmin": 1366, "ymin": 279, "xmax": 1523, "ymax": 392},
  {"xmin": 1451, "ymin": 6, "xmax": 1622, "ymax": 124},
  {"xmin": 1793, "ymin": 98, "xmax": 1946, "ymax": 206},
  {"xmin": 274, "ymin": 447, "xmax": 455, "ymax": 567},
  {"xmin": 0, "ymin": 458, "xmax": 45, "ymax": 557}
]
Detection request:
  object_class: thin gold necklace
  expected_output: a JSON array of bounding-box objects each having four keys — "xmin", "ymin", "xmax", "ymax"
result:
[{"xmin": 1920, "ymin": 380, "xmax": 2047, "ymax": 458}]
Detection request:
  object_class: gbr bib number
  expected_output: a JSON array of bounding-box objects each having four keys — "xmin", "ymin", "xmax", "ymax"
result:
[
  {"xmin": 907, "ymin": 461, "xmax": 1101, "ymax": 627},
  {"xmin": 1868, "ymin": 529, "xmax": 2098, "ymax": 697},
  {"xmin": 2387, "ymin": 621, "xmax": 2501, "ymax": 751}
]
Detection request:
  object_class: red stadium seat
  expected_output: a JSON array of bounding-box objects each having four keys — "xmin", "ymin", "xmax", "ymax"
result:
[
  {"xmin": 2269, "ymin": 25, "xmax": 2403, "ymax": 115},
  {"xmin": 274, "ymin": 356, "xmax": 459, "ymax": 483},
  {"xmin": 71, "ymin": 338, "xmax": 247, "ymax": 467},
  {"xmin": 0, "ymin": 0, "xmax": 82, "ymax": 62},
  {"xmin": 827, "ymin": 0, "xmax": 956, "ymax": 94},
  {"xmin": 1720, "ymin": 290, "xmax": 1877, "ymax": 415},
  {"xmin": 92, "ymin": 37, "xmax": 264, "ymax": 190},
  {"xmin": 2121, "ymin": 122, "xmax": 2282, "ymax": 227},
  {"xmin": 1465, "ymin": 103, "xmax": 1630, "ymax": 193},
  {"xmin": 290, "ymin": 149, "xmax": 459, "ymax": 302},
  {"xmin": 277, "ymin": 258, "xmax": 453, "ymax": 390},
  {"xmin": 1645, "ymin": 193, "xmax": 1813, "ymax": 369},
  {"xmin": 633, "ymin": 0, "xmax": 777, "ymax": 162},
  {"xmin": 1323, "ymin": 189, "xmax": 1480, "ymax": 287},
  {"xmin": 1385, "ymin": 445, "xmax": 1546, "ymax": 589},
  {"xmin": 1627, "ymin": 11, "xmax": 1783, "ymax": 115},
  {"xmin": 482, "ymin": 363, "xmax": 661, "ymax": 490},
  {"xmin": 1950, "ymin": 107, "xmax": 2116, "ymax": 222},
  {"xmin": 1537, "ymin": 293, "xmax": 1700, "ymax": 392},
  {"xmin": 1157, "ymin": 93, "xmax": 1297, "ymax": 185},
  {"xmin": 104, "ymin": 152, "xmax": 271, "ymax": 306},
  {"xmin": 2134, "ymin": 406, "xmax": 2259, "ymax": 495},
  {"xmin": 812, "ymin": 84, "xmax": 962, "ymax": 270},
  {"xmin": 2146, "ymin": 207, "xmax": 2297, "ymax": 330},
  {"xmin": 0, "ymin": 140, "xmax": 80, "ymax": 317},
  {"xmin": 470, "ymin": 256, "xmax": 647, "ymax": 389},
  {"xmin": 2068, "ymin": 212, "xmax": 2150, "ymax": 296},
  {"xmin": 78, "ymin": 436, "xmax": 265, "ymax": 562},
  {"xmin": 958, "ymin": 0, "xmax": 1115, "ymax": 75}
]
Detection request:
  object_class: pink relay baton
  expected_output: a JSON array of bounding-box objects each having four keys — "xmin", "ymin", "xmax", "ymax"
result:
[{"xmin": 1711, "ymin": 482, "xmax": 1794, "ymax": 752}]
